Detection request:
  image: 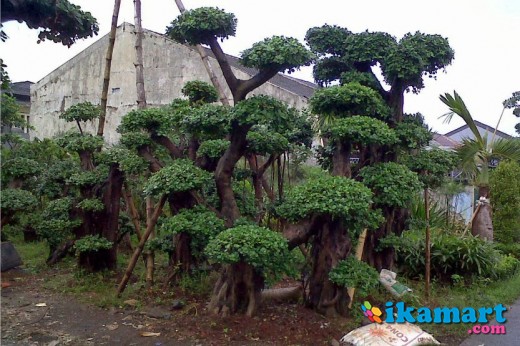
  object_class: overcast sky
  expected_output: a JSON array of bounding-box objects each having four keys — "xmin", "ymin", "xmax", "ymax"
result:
[{"xmin": 2, "ymin": 0, "xmax": 519, "ymax": 136}]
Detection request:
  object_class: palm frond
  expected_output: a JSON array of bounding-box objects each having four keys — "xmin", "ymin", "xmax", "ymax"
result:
[
  {"xmin": 490, "ymin": 138, "xmax": 520, "ymax": 162},
  {"xmin": 439, "ymin": 91, "xmax": 483, "ymax": 144}
]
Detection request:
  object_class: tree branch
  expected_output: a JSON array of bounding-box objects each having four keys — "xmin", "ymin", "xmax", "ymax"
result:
[
  {"xmin": 150, "ymin": 134, "xmax": 183, "ymax": 159},
  {"xmin": 208, "ymin": 38, "xmax": 239, "ymax": 94}
]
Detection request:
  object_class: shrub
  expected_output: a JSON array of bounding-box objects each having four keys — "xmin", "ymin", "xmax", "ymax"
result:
[
  {"xmin": 329, "ymin": 257, "xmax": 379, "ymax": 297},
  {"xmin": 490, "ymin": 161, "xmax": 520, "ymax": 243},
  {"xmin": 75, "ymin": 235, "xmax": 113, "ymax": 253},
  {"xmin": 380, "ymin": 229, "xmax": 499, "ymax": 282},
  {"xmin": 494, "ymin": 254, "xmax": 520, "ymax": 279}
]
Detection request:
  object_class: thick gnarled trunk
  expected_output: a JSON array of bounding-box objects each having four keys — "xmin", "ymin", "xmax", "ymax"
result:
[
  {"xmin": 209, "ymin": 262, "xmax": 264, "ymax": 317},
  {"xmin": 306, "ymin": 218, "xmax": 351, "ymax": 317}
]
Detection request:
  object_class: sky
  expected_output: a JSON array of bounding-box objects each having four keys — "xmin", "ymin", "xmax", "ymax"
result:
[{"xmin": 2, "ymin": 0, "xmax": 519, "ymax": 136}]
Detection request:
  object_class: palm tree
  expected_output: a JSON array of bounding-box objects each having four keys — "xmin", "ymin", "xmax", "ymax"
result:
[{"xmin": 440, "ymin": 91, "xmax": 520, "ymax": 240}]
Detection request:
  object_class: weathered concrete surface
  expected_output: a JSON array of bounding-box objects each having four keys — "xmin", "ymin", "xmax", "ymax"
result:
[
  {"xmin": 459, "ymin": 299, "xmax": 520, "ymax": 346},
  {"xmin": 30, "ymin": 23, "xmax": 313, "ymax": 144}
]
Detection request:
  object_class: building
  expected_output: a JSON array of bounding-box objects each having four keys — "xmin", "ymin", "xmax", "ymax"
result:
[
  {"xmin": 29, "ymin": 23, "xmax": 317, "ymax": 144},
  {"xmin": 1, "ymin": 81, "xmax": 33, "ymax": 140}
]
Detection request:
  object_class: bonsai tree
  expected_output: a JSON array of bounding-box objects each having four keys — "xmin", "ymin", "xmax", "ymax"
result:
[
  {"xmin": 277, "ymin": 175, "xmax": 382, "ymax": 316},
  {"xmin": 0, "ymin": 188, "xmax": 38, "ymax": 228},
  {"xmin": 205, "ymin": 225, "xmax": 292, "ymax": 316}
]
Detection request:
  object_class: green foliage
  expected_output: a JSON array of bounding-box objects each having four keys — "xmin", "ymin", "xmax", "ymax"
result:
[
  {"xmin": 180, "ymin": 104, "xmax": 231, "ymax": 139},
  {"xmin": 95, "ymin": 147, "xmax": 147, "ymax": 174},
  {"xmin": 0, "ymin": 188, "xmax": 38, "ymax": 213},
  {"xmin": 329, "ymin": 257, "xmax": 380, "ymax": 296},
  {"xmin": 246, "ymin": 127, "xmax": 289, "ymax": 156},
  {"xmin": 2, "ymin": 0, "xmax": 99, "ymax": 47},
  {"xmin": 408, "ymin": 196, "xmax": 449, "ymax": 230},
  {"xmin": 310, "ymin": 82, "xmax": 390, "ymax": 119},
  {"xmin": 160, "ymin": 206, "xmax": 225, "ymax": 259},
  {"xmin": 75, "ymin": 235, "xmax": 113, "ymax": 253},
  {"xmin": 118, "ymin": 108, "xmax": 174, "ymax": 135},
  {"xmin": 67, "ymin": 166, "xmax": 108, "ymax": 187},
  {"xmin": 36, "ymin": 219, "xmax": 81, "ymax": 250},
  {"xmin": 496, "ymin": 243, "xmax": 520, "ymax": 260},
  {"xmin": 382, "ymin": 32, "xmax": 454, "ymax": 92},
  {"xmin": 205, "ymin": 225, "xmax": 292, "ymax": 277},
  {"xmin": 1, "ymin": 93, "xmax": 26, "ymax": 128},
  {"xmin": 41, "ymin": 197, "xmax": 73, "ymax": 220},
  {"xmin": 359, "ymin": 162, "xmax": 421, "ymax": 207},
  {"xmin": 197, "ymin": 139, "xmax": 229, "ymax": 158},
  {"xmin": 404, "ymin": 148, "xmax": 457, "ymax": 188},
  {"xmin": 119, "ymin": 132, "xmax": 152, "ymax": 149},
  {"xmin": 76, "ymin": 198, "xmax": 104, "ymax": 212},
  {"xmin": 181, "ymin": 80, "xmax": 218, "ymax": 104},
  {"xmin": 393, "ymin": 113, "xmax": 432, "ymax": 149},
  {"xmin": 143, "ymin": 159, "xmax": 212, "ymax": 196},
  {"xmin": 380, "ymin": 229, "xmax": 499, "ymax": 281},
  {"xmin": 56, "ymin": 132, "xmax": 103, "ymax": 153},
  {"xmin": 277, "ymin": 175, "xmax": 381, "ymax": 232},
  {"xmin": 305, "ymin": 24, "xmax": 351, "ymax": 56},
  {"xmin": 328, "ymin": 116, "xmax": 397, "ymax": 146},
  {"xmin": 36, "ymin": 159, "xmax": 78, "ymax": 198},
  {"xmin": 240, "ymin": 35, "xmax": 314, "ymax": 73},
  {"xmin": 231, "ymin": 95, "xmax": 293, "ymax": 127},
  {"xmin": 166, "ymin": 7, "xmax": 237, "ymax": 45},
  {"xmin": 340, "ymin": 70, "xmax": 381, "ymax": 90},
  {"xmin": 60, "ymin": 102, "xmax": 101, "ymax": 123},
  {"xmin": 490, "ymin": 161, "xmax": 520, "ymax": 243},
  {"xmin": 2, "ymin": 157, "xmax": 41, "ymax": 179},
  {"xmin": 495, "ymin": 254, "xmax": 520, "ymax": 279}
]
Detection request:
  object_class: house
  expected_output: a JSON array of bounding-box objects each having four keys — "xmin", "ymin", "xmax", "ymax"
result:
[
  {"xmin": 443, "ymin": 120, "xmax": 513, "ymax": 143},
  {"xmin": 29, "ymin": 23, "xmax": 317, "ymax": 144},
  {"xmin": 1, "ymin": 81, "xmax": 33, "ymax": 140}
]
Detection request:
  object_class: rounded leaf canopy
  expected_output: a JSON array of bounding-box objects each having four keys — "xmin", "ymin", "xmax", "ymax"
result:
[
  {"xmin": 381, "ymin": 32, "xmax": 454, "ymax": 92},
  {"xmin": 181, "ymin": 104, "xmax": 231, "ymax": 139},
  {"xmin": 277, "ymin": 175, "xmax": 375, "ymax": 224},
  {"xmin": 404, "ymin": 148, "xmax": 457, "ymax": 188},
  {"xmin": 2, "ymin": 157, "xmax": 41, "ymax": 179},
  {"xmin": 166, "ymin": 7, "xmax": 237, "ymax": 45},
  {"xmin": 359, "ymin": 162, "xmax": 421, "ymax": 207},
  {"xmin": 181, "ymin": 80, "xmax": 218, "ymax": 104},
  {"xmin": 118, "ymin": 108, "xmax": 174, "ymax": 135},
  {"xmin": 75, "ymin": 235, "xmax": 112, "ymax": 253},
  {"xmin": 1, "ymin": 188, "xmax": 38, "ymax": 213},
  {"xmin": 197, "ymin": 139, "xmax": 230, "ymax": 159},
  {"xmin": 56, "ymin": 132, "xmax": 103, "ymax": 153},
  {"xmin": 95, "ymin": 147, "xmax": 147, "ymax": 174},
  {"xmin": 305, "ymin": 24, "xmax": 352, "ymax": 56},
  {"xmin": 160, "ymin": 206, "xmax": 225, "ymax": 258},
  {"xmin": 67, "ymin": 166, "xmax": 109, "ymax": 187},
  {"xmin": 143, "ymin": 159, "xmax": 212, "ymax": 196},
  {"xmin": 394, "ymin": 113, "xmax": 432, "ymax": 149},
  {"xmin": 329, "ymin": 116, "xmax": 397, "ymax": 146},
  {"xmin": 205, "ymin": 225, "xmax": 292, "ymax": 276},
  {"xmin": 342, "ymin": 31, "xmax": 397, "ymax": 65},
  {"xmin": 246, "ymin": 127, "xmax": 289, "ymax": 156},
  {"xmin": 329, "ymin": 257, "xmax": 379, "ymax": 296},
  {"xmin": 60, "ymin": 102, "xmax": 101, "ymax": 123},
  {"xmin": 232, "ymin": 95, "xmax": 293, "ymax": 127},
  {"xmin": 310, "ymin": 82, "xmax": 390, "ymax": 119},
  {"xmin": 240, "ymin": 36, "xmax": 314, "ymax": 73},
  {"xmin": 340, "ymin": 70, "xmax": 381, "ymax": 91},
  {"xmin": 119, "ymin": 132, "xmax": 152, "ymax": 149}
]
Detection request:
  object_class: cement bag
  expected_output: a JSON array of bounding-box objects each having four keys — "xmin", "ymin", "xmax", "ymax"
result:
[
  {"xmin": 340, "ymin": 322, "xmax": 439, "ymax": 346},
  {"xmin": 379, "ymin": 269, "xmax": 412, "ymax": 297}
]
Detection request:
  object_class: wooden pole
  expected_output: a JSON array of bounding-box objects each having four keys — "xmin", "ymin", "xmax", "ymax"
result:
[
  {"xmin": 425, "ymin": 187, "xmax": 431, "ymax": 301},
  {"xmin": 98, "ymin": 0, "xmax": 122, "ymax": 137},
  {"xmin": 133, "ymin": 0, "xmax": 147, "ymax": 109},
  {"xmin": 347, "ymin": 229, "xmax": 368, "ymax": 308},
  {"xmin": 117, "ymin": 195, "xmax": 166, "ymax": 296},
  {"xmin": 145, "ymin": 197, "xmax": 155, "ymax": 288}
]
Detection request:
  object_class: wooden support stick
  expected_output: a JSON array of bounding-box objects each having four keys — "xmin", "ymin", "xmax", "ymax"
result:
[
  {"xmin": 348, "ymin": 229, "xmax": 368, "ymax": 308},
  {"xmin": 117, "ymin": 195, "xmax": 166, "ymax": 296}
]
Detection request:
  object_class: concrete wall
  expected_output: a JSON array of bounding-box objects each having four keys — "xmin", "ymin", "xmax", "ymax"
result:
[{"xmin": 30, "ymin": 23, "xmax": 310, "ymax": 144}]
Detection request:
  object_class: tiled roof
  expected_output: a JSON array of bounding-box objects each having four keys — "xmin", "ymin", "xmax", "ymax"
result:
[
  {"xmin": 431, "ymin": 133, "xmax": 459, "ymax": 148},
  {"xmin": 444, "ymin": 120, "xmax": 513, "ymax": 139},
  {"xmin": 10, "ymin": 81, "xmax": 33, "ymax": 97}
]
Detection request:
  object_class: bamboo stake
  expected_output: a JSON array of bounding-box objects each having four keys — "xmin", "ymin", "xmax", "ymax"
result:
[
  {"xmin": 145, "ymin": 197, "xmax": 155, "ymax": 288},
  {"xmin": 347, "ymin": 229, "xmax": 368, "ymax": 308},
  {"xmin": 425, "ymin": 187, "xmax": 431, "ymax": 301},
  {"xmin": 173, "ymin": 0, "xmax": 230, "ymax": 106},
  {"xmin": 117, "ymin": 195, "xmax": 166, "ymax": 296},
  {"xmin": 122, "ymin": 182, "xmax": 142, "ymax": 241},
  {"xmin": 98, "ymin": 0, "xmax": 122, "ymax": 137},
  {"xmin": 133, "ymin": 0, "xmax": 147, "ymax": 109}
]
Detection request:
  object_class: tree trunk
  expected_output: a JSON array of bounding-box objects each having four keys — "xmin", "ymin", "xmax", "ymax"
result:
[
  {"xmin": 306, "ymin": 218, "xmax": 351, "ymax": 317},
  {"xmin": 209, "ymin": 262, "xmax": 264, "ymax": 317},
  {"xmin": 332, "ymin": 141, "xmax": 351, "ymax": 177},
  {"xmin": 472, "ymin": 186, "xmax": 493, "ymax": 241},
  {"xmin": 98, "ymin": 0, "xmax": 121, "ymax": 137},
  {"xmin": 133, "ymin": 0, "xmax": 146, "ymax": 109}
]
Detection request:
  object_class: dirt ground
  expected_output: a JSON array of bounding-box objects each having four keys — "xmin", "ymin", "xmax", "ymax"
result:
[{"xmin": 1, "ymin": 268, "xmax": 350, "ymax": 345}]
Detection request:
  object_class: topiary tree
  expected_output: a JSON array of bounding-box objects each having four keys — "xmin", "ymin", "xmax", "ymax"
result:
[
  {"xmin": 0, "ymin": 188, "xmax": 38, "ymax": 228},
  {"xmin": 205, "ymin": 225, "xmax": 292, "ymax": 316},
  {"xmin": 277, "ymin": 175, "xmax": 382, "ymax": 316},
  {"xmin": 167, "ymin": 7, "xmax": 313, "ymax": 225}
]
